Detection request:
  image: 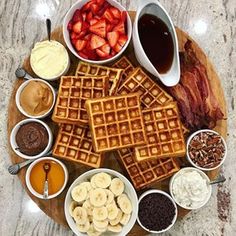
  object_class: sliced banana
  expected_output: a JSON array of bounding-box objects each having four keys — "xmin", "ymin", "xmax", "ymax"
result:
[
  {"xmin": 83, "ymin": 199, "xmax": 94, "ymax": 216},
  {"xmin": 76, "ymin": 220, "xmax": 90, "ymax": 233},
  {"xmin": 117, "ymin": 194, "xmax": 132, "ymax": 214},
  {"xmin": 71, "ymin": 185, "xmax": 87, "ymax": 203},
  {"xmin": 105, "ymin": 189, "xmax": 114, "ymax": 205},
  {"xmin": 94, "ymin": 172, "xmax": 112, "ymax": 189},
  {"xmin": 120, "ymin": 213, "xmax": 131, "ymax": 226},
  {"xmin": 90, "ymin": 188, "xmax": 107, "ymax": 207},
  {"xmin": 109, "ymin": 178, "xmax": 125, "ymax": 196},
  {"xmin": 107, "ymin": 202, "xmax": 119, "ymax": 220},
  {"xmin": 93, "ymin": 219, "xmax": 108, "ymax": 229},
  {"xmin": 107, "ymin": 224, "xmax": 122, "ymax": 233},
  {"xmin": 69, "ymin": 201, "xmax": 78, "ymax": 217},
  {"xmin": 92, "ymin": 206, "xmax": 108, "ymax": 221},
  {"xmin": 73, "ymin": 207, "xmax": 88, "ymax": 225},
  {"xmin": 93, "ymin": 224, "xmax": 107, "ymax": 233},
  {"xmin": 90, "ymin": 175, "xmax": 97, "ymax": 188},
  {"xmin": 87, "ymin": 223, "xmax": 102, "ymax": 236},
  {"xmin": 109, "ymin": 209, "xmax": 122, "ymax": 226},
  {"xmin": 80, "ymin": 181, "xmax": 92, "ymax": 192}
]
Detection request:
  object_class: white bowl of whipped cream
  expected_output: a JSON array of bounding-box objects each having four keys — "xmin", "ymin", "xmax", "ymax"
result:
[{"xmin": 169, "ymin": 167, "xmax": 212, "ymax": 210}]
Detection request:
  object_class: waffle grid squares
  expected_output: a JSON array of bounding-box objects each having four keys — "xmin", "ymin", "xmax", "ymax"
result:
[
  {"xmin": 52, "ymin": 75, "xmax": 108, "ymax": 125},
  {"xmin": 116, "ymin": 148, "xmax": 180, "ymax": 190},
  {"xmin": 53, "ymin": 124, "xmax": 103, "ymax": 168},
  {"xmin": 86, "ymin": 93, "xmax": 147, "ymax": 152}
]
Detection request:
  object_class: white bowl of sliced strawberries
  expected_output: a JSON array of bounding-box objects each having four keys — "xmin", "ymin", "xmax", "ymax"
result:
[{"xmin": 63, "ymin": 0, "xmax": 132, "ymax": 64}]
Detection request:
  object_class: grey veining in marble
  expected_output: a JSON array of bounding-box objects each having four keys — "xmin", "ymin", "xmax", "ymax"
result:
[{"xmin": 0, "ymin": 0, "xmax": 236, "ymax": 235}]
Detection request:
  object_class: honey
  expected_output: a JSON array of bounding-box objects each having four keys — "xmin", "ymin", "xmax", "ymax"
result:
[{"xmin": 30, "ymin": 159, "xmax": 65, "ymax": 195}]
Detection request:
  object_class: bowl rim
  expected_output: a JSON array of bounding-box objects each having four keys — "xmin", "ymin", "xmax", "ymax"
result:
[
  {"xmin": 137, "ymin": 189, "xmax": 178, "ymax": 234},
  {"xmin": 15, "ymin": 78, "xmax": 56, "ymax": 119},
  {"xmin": 64, "ymin": 168, "xmax": 139, "ymax": 236},
  {"xmin": 186, "ymin": 129, "xmax": 227, "ymax": 171},
  {"xmin": 29, "ymin": 40, "xmax": 70, "ymax": 81},
  {"xmin": 10, "ymin": 118, "xmax": 53, "ymax": 159},
  {"xmin": 25, "ymin": 156, "xmax": 68, "ymax": 199},
  {"xmin": 62, "ymin": 0, "xmax": 132, "ymax": 64},
  {"xmin": 169, "ymin": 167, "xmax": 212, "ymax": 210}
]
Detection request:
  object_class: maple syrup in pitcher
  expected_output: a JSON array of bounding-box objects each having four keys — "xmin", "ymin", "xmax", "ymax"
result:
[{"xmin": 138, "ymin": 13, "xmax": 174, "ymax": 74}]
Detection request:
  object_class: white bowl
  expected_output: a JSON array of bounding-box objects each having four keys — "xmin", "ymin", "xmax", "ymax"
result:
[
  {"xmin": 30, "ymin": 40, "xmax": 70, "ymax": 81},
  {"xmin": 169, "ymin": 167, "xmax": 212, "ymax": 210},
  {"xmin": 132, "ymin": 0, "xmax": 180, "ymax": 86},
  {"xmin": 186, "ymin": 129, "xmax": 227, "ymax": 171},
  {"xmin": 65, "ymin": 168, "xmax": 138, "ymax": 236},
  {"xmin": 63, "ymin": 0, "xmax": 132, "ymax": 64},
  {"xmin": 15, "ymin": 78, "xmax": 56, "ymax": 119},
  {"xmin": 137, "ymin": 189, "xmax": 177, "ymax": 234},
  {"xmin": 25, "ymin": 156, "xmax": 68, "ymax": 199},
  {"xmin": 10, "ymin": 118, "xmax": 53, "ymax": 159}
]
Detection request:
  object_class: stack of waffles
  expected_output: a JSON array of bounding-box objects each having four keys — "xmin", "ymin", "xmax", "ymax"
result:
[{"xmin": 52, "ymin": 56, "xmax": 187, "ymax": 190}]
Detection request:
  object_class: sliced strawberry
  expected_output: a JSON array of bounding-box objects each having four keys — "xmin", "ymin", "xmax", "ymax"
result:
[
  {"xmin": 89, "ymin": 19, "xmax": 106, "ymax": 38},
  {"xmin": 81, "ymin": 0, "xmax": 95, "ymax": 12},
  {"xmin": 77, "ymin": 30, "xmax": 87, "ymax": 39},
  {"xmin": 113, "ymin": 43, "xmax": 122, "ymax": 53},
  {"xmin": 70, "ymin": 32, "xmax": 79, "ymax": 40},
  {"xmin": 97, "ymin": 1, "xmax": 110, "ymax": 16},
  {"xmin": 96, "ymin": 48, "xmax": 107, "ymax": 58},
  {"xmin": 100, "ymin": 43, "xmax": 110, "ymax": 55},
  {"xmin": 67, "ymin": 20, "xmax": 73, "ymax": 31},
  {"xmin": 96, "ymin": 0, "xmax": 105, "ymax": 6},
  {"xmin": 103, "ymin": 8, "xmax": 114, "ymax": 23},
  {"xmin": 109, "ymin": 7, "xmax": 121, "ymax": 19},
  {"xmin": 118, "ymin": 34, "xmax": 128, "ymax": 47},
  {"xmin": 82, "ymin": 21, "xmax": 90, "ymax": 31},
  {"xmin": 72, "ymin": 9, "xmax": 82, "ymax": 22},
  {"xmin": 106, "ymin": 23, "xmax": 113, "ymax": 32},
  {"xmin": 84, "ymin": 33, "xmax": 92, "ymax": 41},
  {"xmin": 90, "ymin": 18, "xmax": 98, "ymax": 25},
  {"xmin": 78, "ymin": 51, "xmax": 89, "ymax": 59},
  {"xmin": 113, "ymin": 21, "xmax": 125, "ymax": 34},
  {"xmin": 90, "ymin": 34, "xmax": 106, "ymax": 49},
  {"xmin": 82, "ymin": 12, "xmax": 87, "ymax": 21},
  {"xmin": 73, "ymin": 20, "xmax": 83, "ymax": 33},
  {"xmin": 75, "ymin": 39, "xmax": 87, "ymax": 51},
  {"xmin": 107, "ymin": 31, "xmax": 119, "ymax": 47},
  {"xmin": 86, "ymin": 11, "xmax": 93, "ymax": 21},
  {"xmin": 111, "ymin": 49, "xmax": 116, "ymax": 56},
  {"xmin": 121, "ymin": 11, "xmax": 127, "ymax": 22},
  {"xmin": 71, "ymin": 38, "xmax": 77, "ymax": 45},
  {"xmin": 82, "ymin": 48, "xmax": 98, "ymax": 60}
]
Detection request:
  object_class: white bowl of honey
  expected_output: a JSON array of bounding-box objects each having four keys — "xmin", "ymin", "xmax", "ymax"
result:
[
  {"xmin": 132, "ymin": 0, "xmax": 180, "ymax": 87},
  {"xmin": 25, "ymin": 157, "xmax": 68, "ymax": 199}
]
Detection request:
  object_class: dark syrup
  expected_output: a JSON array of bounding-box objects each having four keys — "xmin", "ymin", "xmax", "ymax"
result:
[{"xmin": 138, "ymin": 13, "xmax": 174, "ymax": 74}]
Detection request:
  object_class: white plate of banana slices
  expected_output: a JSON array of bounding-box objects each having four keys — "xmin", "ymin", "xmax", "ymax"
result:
[{"xmin": 65, "ymin": 168, "xmax": 138, "ymax": 236}]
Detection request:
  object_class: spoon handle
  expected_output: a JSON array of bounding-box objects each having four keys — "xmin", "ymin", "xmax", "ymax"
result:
[
  {"xmin": 46, "ymin": 19, "xmax": 51, "ymax": 41},
  {"xmin": 43, "ymin": 180, "xmax": 49, "ymax": 199},
  {"xmin": 18, "ymin": 159, "xmax": 35, "ymax": 169},
  {"xmin": 210, "ymin": 176, "xmax": 226, "ymax": 185}
]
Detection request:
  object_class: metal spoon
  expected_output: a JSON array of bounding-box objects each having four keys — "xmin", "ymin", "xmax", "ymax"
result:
[
  {"xmin": 15, "ymin": 68, "xmax": 34, "ymax": 80},
  {"xmin": 43, "ymin": 162, "xmax": 51, "ymax": 199},
  {"xmin": 46, "ymin": 18, "xmax": 51, "ymax": 41},
  {"xmin": 209, "ymin": 176, "xmax": 226, "ymax": 185},
  {"xmin": 8, "ymin": 159, "xmax": 35, "ymax": 175}
]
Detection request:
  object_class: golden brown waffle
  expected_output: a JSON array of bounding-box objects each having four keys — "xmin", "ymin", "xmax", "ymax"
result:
[
  {"xmin": 52, "ymin": 75, "xmax": 109, "ymax": 125},
  {"xmin": 85, "ymin": 93, "xmax": 147, "ymax": 152},
  {"xmin": 53, "ymin": 124, "xmax": 103, "ymax": 168},
  {"xmin": 112, "ymin": 56, "xmax": 135, "ymax": 80},
  {"xmin": 76, "ymin": 61, "xmax": 123, "ymax": 94},
  {"xmin": 135, "ymin": 102, "xmax": 186, "ymax": 162},
  {"xmin": 116, "ymin": 148, "xmax": 180, "ymax": 190},
  {"xmin": 117, "ymin": 67, "xmax": 173, "ymax": 107}
]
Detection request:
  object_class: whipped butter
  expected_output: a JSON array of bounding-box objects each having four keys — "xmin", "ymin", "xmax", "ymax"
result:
[
  {"xmin": 172, "ymin": 169, "xmax": 211, "ymax": 209},
  {"xmin": 30, "ymin": 40, "xmax": 69, "ymax": 79}
]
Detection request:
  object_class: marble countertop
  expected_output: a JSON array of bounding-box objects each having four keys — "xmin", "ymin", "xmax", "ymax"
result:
[{"xmin": 0, "ymin": 0, "xmax": 235, "ymax": 235}]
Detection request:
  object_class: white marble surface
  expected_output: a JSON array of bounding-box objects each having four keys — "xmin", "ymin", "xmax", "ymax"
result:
[{"xmin": 0, "ymin": 0, "xmax": 236, "ymax": 235}]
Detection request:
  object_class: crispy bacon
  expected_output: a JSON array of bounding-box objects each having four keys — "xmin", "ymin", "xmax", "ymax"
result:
[{"xmin": 168, "ymin": 40, "xmax": 224, "ymax": 130}]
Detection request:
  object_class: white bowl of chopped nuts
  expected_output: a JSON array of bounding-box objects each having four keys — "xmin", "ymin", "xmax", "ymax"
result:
[{"xmin": 186, "ymin": 129, "xmax": 227, "ymax": 171}]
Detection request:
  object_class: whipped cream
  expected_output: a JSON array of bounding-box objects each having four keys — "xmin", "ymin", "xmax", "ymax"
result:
[
  {"xmin": 30, "ymin": 40, "xmax": 69, "ymax": 79},
  {"xmin": 172, "ymin": 169, "xmax": 211, "ymax": 208}
]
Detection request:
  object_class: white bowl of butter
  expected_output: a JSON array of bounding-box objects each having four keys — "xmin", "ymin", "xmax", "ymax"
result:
[
  {"xmin": 169, "ymin": 167, "xmax": 212, "ymax": 210},
  {"xmin": 30, "ymin": 40, "xmax": 70, "ymax": 80}
]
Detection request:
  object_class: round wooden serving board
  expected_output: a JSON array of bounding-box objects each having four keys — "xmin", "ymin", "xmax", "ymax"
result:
[{"xmin": 7, "ymin": 11, "xmax": 227, "ymax": 235}]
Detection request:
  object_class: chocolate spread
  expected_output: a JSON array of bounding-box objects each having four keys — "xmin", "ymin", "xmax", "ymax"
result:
[{"xmin": 15, "ymin": 122, "xmax": 49, "ymax": 155}]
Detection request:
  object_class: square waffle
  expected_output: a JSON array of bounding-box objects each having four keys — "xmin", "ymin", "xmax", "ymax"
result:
[
  {"xmin": 116, "ymin": 148, "xmax": 180, "ymax": 190},
  {"xmin": 117, "ymin": 67, "xmax": 173, "ymax": 107},
  {"xmin": 112, "ymin": 56, "xmax": 135, "ymax": 80},
  {"xmin": 85, "ymin": 93, "xmax": 147, "ymax": 152},
  {"xmin": 135, "ymin": 102, "xmax": 186, "ymax": 162},
  {"xmin": 76, "ymin": 61, "xmax": 123, "ymax": 94},
  {"xmin": 53, "ymin": 124, "xmax": 103, "ymax": 168},
  {"xmin": 52, "ymin": 75, "xmax": 109, "ymax": 125}
]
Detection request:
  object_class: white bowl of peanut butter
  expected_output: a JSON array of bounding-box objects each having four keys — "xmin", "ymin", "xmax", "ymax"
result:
[{"xmin": 15, "ymin": 78, "xmax": 56, "ymax": 119}]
